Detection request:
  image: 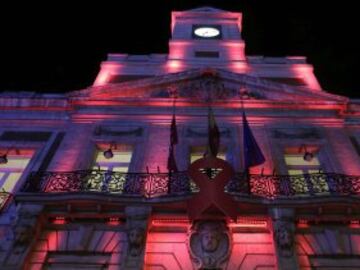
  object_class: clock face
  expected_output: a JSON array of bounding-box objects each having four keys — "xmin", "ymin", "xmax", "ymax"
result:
[{"xmin": 194, "ymin": 27, "xmax": 220, "ymax": 38}]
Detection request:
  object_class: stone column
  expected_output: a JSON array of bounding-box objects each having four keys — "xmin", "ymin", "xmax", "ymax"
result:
[
  {"xmin": 270, "ymin": 208, "xmax": 299, "ymax": 270},
  {"xmin": 123, "ymin": 206, "xmax": 152, "ymax": 270},
  {"xmin": 0, "ymin": 203, "xmax": 44, "ymax": 269}
]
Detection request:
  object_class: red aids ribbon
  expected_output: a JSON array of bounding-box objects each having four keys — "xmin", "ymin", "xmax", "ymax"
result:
[{"xmin": 187, "ymin": 156, "xmax": 238, "ymax": 221}]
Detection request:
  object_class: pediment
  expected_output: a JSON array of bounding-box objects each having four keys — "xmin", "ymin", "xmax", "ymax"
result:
[
  {"xmin": 188, "ymin": 7, "xmax": 226, "ymax": 13},
  {"xmin": 68, "ymin": 68, "xmax": 347, "ymax": 104}
]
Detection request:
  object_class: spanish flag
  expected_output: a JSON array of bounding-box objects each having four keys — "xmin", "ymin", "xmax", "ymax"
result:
[{"xmin": 207, "ymin": 106, "xmax": 220, "ymax": 157}]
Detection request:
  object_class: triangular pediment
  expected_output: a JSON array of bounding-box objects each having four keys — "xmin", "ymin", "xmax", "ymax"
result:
[
  {"xmin": 69, "ymin": 68, "xmax": 347, "ymax": 104},
  {"xmin": 187, "ymin": 6, "xmax": 227, "ymax": 13}
]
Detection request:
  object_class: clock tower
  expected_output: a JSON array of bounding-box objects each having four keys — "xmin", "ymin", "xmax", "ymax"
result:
[{"xmin": 168, "ymin": 7, "xmax": 246, "ymax": 62}]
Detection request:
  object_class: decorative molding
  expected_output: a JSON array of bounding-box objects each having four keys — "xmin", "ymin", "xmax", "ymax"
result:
[
  {"xmin": 0, "ymin": 204, "xmax": 44, "ymax": 268},
  {"xmin": 274, "ymin": 221, "xmax": 294, "ymax": 257},
  {"xmin": 123, "ymin": 206, "xmax": 152, "ymax": 270},
  {"xmin": 270, "ymin": 208, "xmax": 299, "ymax": 270},
  {"xmin": 70, "ymin": 68, "xmax": 347, "ymax": 103},
  {"xmin": 186, "ymin": 127, "xmax": 231, "ymax": 138},
  {"xmin": 10, "ymin": 205, "xmax": 42, "ymax": 255},
  {"xmin": 0, "ymin": 131, "xmax": 52, "ymax": 142},
  {"xmin": 188, "ymin": 220, "xmax": 231, "ymax": 269},
  {"xmin": 272, "ymin": 128, "xmax": 322, "ymax": 140},
  {"xmin": 94, "ymin": 126, "xmax": 143, "ymax": 137}
]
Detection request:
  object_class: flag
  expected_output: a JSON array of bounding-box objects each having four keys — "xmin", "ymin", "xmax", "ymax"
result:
[
  {"xmin": 243, "ymin": 111, "xmax": 265, "ymax": 170},
  {"xmin": 167, "ymin": 113, "xmax": 178, "ymax": 172},
  {"xmin": 207, "ymin": 106, "xmax": 220, "ymax": 157}
]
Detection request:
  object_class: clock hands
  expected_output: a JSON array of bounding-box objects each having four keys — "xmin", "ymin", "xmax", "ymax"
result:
[{"xmin": 194, "ymin": 27, "xmax": 220, "ymax": 38}]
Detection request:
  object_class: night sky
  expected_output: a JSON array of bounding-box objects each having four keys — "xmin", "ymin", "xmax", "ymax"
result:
[{"xmin": 1, "ymin": 1, "xmax": 359, "ymax": 98}]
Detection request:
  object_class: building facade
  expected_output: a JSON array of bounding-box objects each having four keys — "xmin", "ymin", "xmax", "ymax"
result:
[{"xmin": 1, "ymin": 6, "xmax": 360, "ymax": 270}]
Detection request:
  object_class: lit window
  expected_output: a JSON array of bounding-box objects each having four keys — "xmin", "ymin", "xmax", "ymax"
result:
[
  {"xmin": 284, "ymin": 153, "xmax": 320, "ymax": 174},
  {"xmin": 284, "ymin": 147, "xmax": 328, "ymax": 194},
  {"xmin": 93, "ymin": 144, "xmax": 133, "ymax": 173},
  {"xmin": 0, "ymin": 149, "xmax": 34, "ymax": 192},
  {"xmin": 190, "ymin": 146, "xmax": 226, "ymax": 163}
]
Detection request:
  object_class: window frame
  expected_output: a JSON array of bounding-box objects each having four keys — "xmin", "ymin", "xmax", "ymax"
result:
[
  {"xmin": 0, "ymin": 130, "xmax": 64, "ymax": 193},
  {"xmin": 271, "ymin": 136, "xmax": 333, "ymax": 176},
  {"xmin": 92, "ymin": 143, "xmax": 134, "ymax": 173},
  {"xmin": 182, "ymin": 125, "xmax": 239, "ymax": 171}
]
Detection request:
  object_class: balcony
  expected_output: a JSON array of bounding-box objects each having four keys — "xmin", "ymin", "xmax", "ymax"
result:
[{"xmin": 21, "ymin": 170, "xmax": 360, "ymax": 199}]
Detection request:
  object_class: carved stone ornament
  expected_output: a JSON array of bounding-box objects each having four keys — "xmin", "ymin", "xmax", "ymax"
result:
[
  {"xmin": 127, "ymin": 227, "xmax": 146, "ymax": 257},
  {"xmin": 124, "ymin": 206, "xmax": 151, "ymax": 265},
  {"xmin": 11, "ymin": 207, "xmax": 41, "ymax": 254},
  {"xmin": 274, "ymin": 222, "xmax": 294, "ymax": 257},
  {"xmin": 189, "ymin": 221, "xmax": 231, "ymax": 269}
]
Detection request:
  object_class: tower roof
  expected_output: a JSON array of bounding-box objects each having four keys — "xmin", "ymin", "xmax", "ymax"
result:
[{"xmin": 186, "ymin": 6, "xmax": 227, "ymax": 13}]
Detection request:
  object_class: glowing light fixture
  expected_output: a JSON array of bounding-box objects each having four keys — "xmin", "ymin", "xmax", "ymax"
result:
[
  {"xmin": 0, "ymin": 148, "xmax": 20, "ymax": 165},
  {"xmin": 103, "ymin": 142, "xmax": 117, "ymax": 159},
  {"xmin": 52, "ymin": 216, "xmax": 68, "ymax": 225},
  {"xmin": 349, "ymin": 220, "xmax": 360, "ymax": 228},
  {"xmin": 0, "ymin": 155, "xmax": 8, "ymax": 165},
  {"xmin": 229, "ymin": 218, "xmax": 268, "ymax": 228},
  {"xmin": 297, "ymin": 219, "xmax": 309, "ymax": 228},
  {"xmin": 108, "ymin": 217, "xmax": 121, "ymax": 226},
  {"xmin": 299, "ymin": 144, "xmax": 314, "ymax": 162}
]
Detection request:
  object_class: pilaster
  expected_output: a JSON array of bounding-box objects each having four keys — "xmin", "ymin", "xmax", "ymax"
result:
[
  {"xmin": 0, "ymin": 203, "xmax": 44, "ymax": 269},
  {"xmin": 270, "ymin": 208, "xmax": 299, "ymax": 270},
  {"xmin": 123, "ymin": 206, "xmax": 152, "ymax": 270}
]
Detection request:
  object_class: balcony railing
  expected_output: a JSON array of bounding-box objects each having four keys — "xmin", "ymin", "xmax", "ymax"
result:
[{"xmin": 21, "ymin": 170, "xmax": 360, "ymax": 199}]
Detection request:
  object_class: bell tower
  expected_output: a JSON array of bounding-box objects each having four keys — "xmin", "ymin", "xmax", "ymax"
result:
[{"xmin": 168, "ymin": 7, "xmax": 246, "ymax": 62}]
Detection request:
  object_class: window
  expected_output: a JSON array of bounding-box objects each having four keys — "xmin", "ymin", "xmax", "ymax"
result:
[
  {"xmin": 93, "ymin": 144, "xmax": 133, "ymax": 173},
  {"xmin": 194, "ymin": 51, "xmax": 220, "ymax": 58},
  {"xmin": 284, "ymin": 153, "xmax": 321, "ymax": 175},
  {"xmin": 87, "ymin": 144, "xmax": 134, "ymax": 193},
  {"xmin": 283, "ymin": 146, "xmax": 329, "ymax": 194},
  {"xmin": 190, "ymin": 146, "xmax": 226, "ymax": 163},
  {"xmin": 0, "ymin": 149, "xmax": 34, "ymax": 192}
]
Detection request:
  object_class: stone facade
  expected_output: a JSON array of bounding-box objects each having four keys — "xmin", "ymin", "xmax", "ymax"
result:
[{"xmin": 1, "ymin": 6, "xmax": 360, "ymax": 270}]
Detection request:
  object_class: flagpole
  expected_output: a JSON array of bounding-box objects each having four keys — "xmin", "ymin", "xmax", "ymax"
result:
[
  {"xmin": 205, "ymin": 89, "xmax": 212, "ymax": 159},
  {"xmin": 240, "ymin": 88, "xmax": 266, "ymax": 181},
  {"xmin": 167, "ymin": 87, "xmax": 178, "ymax": 194},
  {"xmin": 239, "ymin": 93, "xmax": 249, "ymax": 178},
  {"xmin": 172, "ymin": 90, "xmax": 177, "ymax": 116}
]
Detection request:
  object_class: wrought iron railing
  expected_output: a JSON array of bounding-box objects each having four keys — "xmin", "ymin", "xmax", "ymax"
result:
[
  {"xmin": 22, "ymin": 171, "xmax": 360, "ymax": 199},
  {"xmin": 22, "ymin": 170, "xmax": 192, "ymax": 198}
]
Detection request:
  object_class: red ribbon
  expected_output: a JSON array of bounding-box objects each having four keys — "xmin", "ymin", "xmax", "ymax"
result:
[{"xmin": 187, "ymin": 156, "xmax": 238, "ymax": 221}]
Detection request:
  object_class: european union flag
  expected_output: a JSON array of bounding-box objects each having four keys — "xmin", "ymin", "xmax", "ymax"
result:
[{"xmin": 243, "ymin": 111, "xmax": 265, "ymax": 170}]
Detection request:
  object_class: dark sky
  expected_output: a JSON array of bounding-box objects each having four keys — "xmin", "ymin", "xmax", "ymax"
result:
[{"xmin": 1, "ymin": 1, "xmax": 359, "ymax": 97}]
